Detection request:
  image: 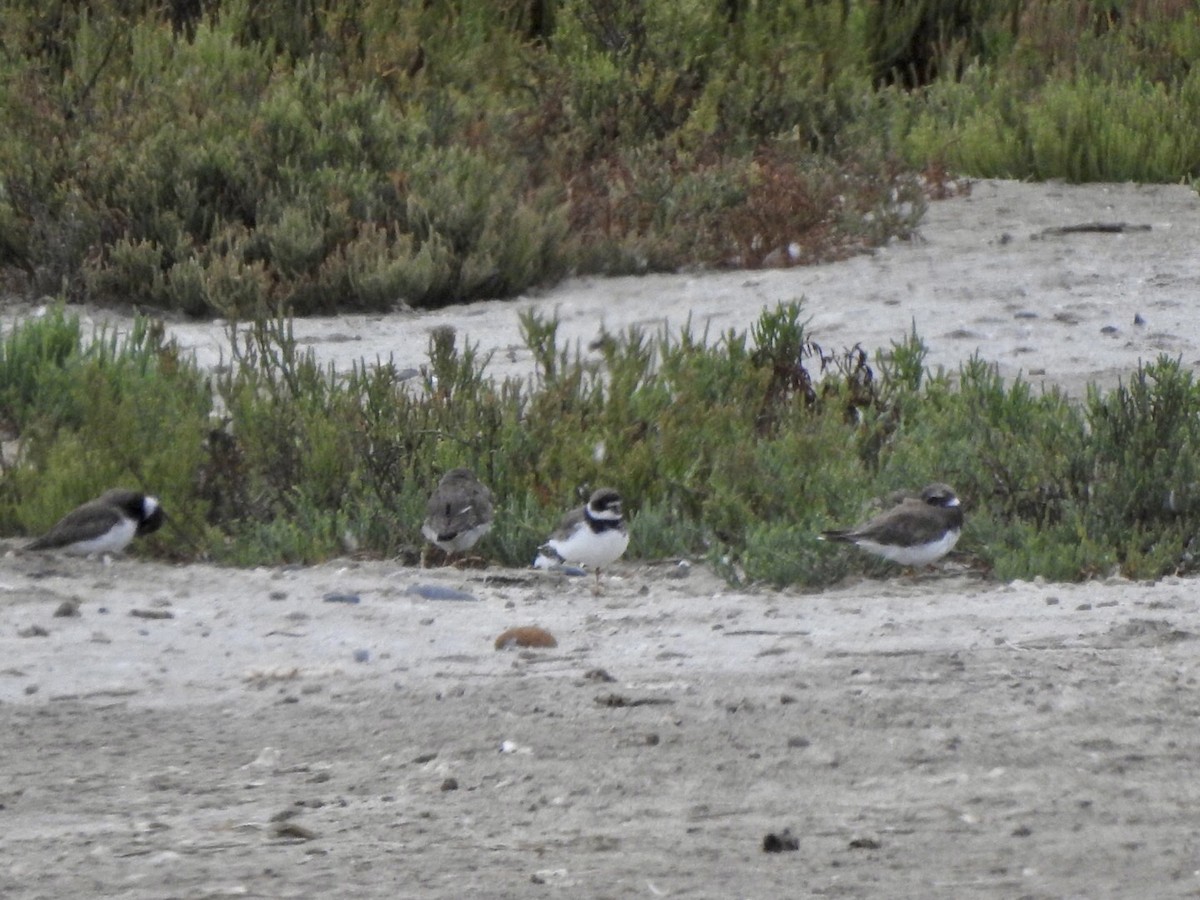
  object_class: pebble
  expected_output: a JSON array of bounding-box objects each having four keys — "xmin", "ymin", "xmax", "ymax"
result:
[
  {"xmin": 664, "ymin": 560, "xmax": 692, "ymax": 579},
  {"xmin": 848, "ymin": 836, "xmax": 882, "ymax": 850},
  {"xmin": 762, "ymin": 828, "xmax": 799, "ymax": 853},
  {"xmin": 407, "ymin": 584, "xmax": 478, "ymax": 602},
  {"xmin": 322, "ymin": 593, "xmax": 360, "ymax": 604},
  {"xmin": 274, "ymin": 822, "xmax": 318, "ymax": 841},
  {"xmin": 494, "ymin": 626, "xmax": 557, "ymax": 650}
]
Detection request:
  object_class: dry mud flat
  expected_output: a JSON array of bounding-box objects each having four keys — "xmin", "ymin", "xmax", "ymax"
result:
[{"xmin": 2, "ymin": 552, "xmax": 1200, "ymax": 899}]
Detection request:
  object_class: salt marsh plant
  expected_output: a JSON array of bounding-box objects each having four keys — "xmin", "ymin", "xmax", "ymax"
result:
[
  {"xmin": 8, "ymin": 1, "xmax": 1200, "ymax": 317},
  {"xmin": 0, "ymin": 310, "xmax": 213, "ymax": 556},
  {"xmin": 4, "ymin": 301, "xmax": 1200, "ymax": 586}
]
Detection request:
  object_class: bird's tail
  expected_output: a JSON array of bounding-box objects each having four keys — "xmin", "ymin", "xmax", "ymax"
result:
[
  {"xmin": 532, "ymin": 544, "xmax": 564, "ymax": 569},
  {"xmin": 818, "ymin": 530, "xmax": 855, "ymax": 543}
]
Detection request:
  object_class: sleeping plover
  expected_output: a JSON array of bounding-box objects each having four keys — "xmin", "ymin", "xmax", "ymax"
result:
[
  {"xmin": 421, "ymin": 468, "xmax": 494, "ymax": 563},
  {"xmin": 26, "ymin": 489, "xmax": 166, "ymax": 555},
  {"xmin": 534, "ymin": 487, "xmax": 629, "ymax": 583},
  {"xmin": 819, "ymin": 483, "xmax": 963, "ymax": 567}
]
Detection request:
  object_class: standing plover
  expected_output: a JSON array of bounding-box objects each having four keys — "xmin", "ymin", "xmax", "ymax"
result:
[
  {"xmin": 26, "ymin": 489, "xmax": 166, "ymax": 555},
  {"xmin": 819, "ymin": 483, "xmax": 963, "ymax": 567},
  {"xmin": 422, "ymin": 468, "xmax": 494, "ymax": 562},
  {"xmin": 534, "ymin": 487, "xmax": 629, "ymax": 583}
]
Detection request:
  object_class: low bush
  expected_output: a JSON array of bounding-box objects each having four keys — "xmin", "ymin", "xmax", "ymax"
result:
[
  {"xmin": 6, "ymin": 301, "xmax": 1200, "ymax": 587},
  {"xmin": 16, "ymin": 2, "xmax": 1200, "ymax": 318},
  {"xmin": 0, "ymin": 309, "xmax": 213, "ymax": 557}
]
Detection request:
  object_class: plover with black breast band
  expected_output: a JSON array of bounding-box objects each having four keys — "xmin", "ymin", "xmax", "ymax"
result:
[{"xmin": 534, "ymin": 487, "xmax": 629, "ymax": 586}]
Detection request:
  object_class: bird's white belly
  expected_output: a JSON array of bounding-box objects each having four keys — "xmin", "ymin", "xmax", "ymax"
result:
[
  {"xmin": 63, "ymin": 519, "xmax": 137, "ymax": 555},
  {"xmin": 859, "ymin": 528, "xmax": 960, "ymax": 566},
  {"xmin": 548, "ymin": 527, "xmax": 629, "ymax": 569},
  {"xmin": 423, "ymin": 521, "xmax": 491, "ymax": 553}
]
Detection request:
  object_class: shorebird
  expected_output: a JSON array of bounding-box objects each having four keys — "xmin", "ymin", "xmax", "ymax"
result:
[
  {"xmin": 819, "ymin": 483, "xmax": 963, "ymax": 567},
  {"xmin": 534, "ymin": 487, "xmax": 629, "ymax": 585},
  {"xmin": 421, "ymin": 468, "xmax": 494, "ymax": 564},
  {"xmin": 26, "ymin": 489, "xmax": 166, "ymax": 555}
]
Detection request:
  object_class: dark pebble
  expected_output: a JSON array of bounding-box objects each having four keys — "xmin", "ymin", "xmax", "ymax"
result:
[
  {"xmin": 323, "ymin": 593, "xmax": 361, "ymax": 604},
  {"xmin": 406, "ymin": 584, "xmax": 479, "ymax": 602},
  {"xmin": 762, "ymin": 829, "xmax": 800, "ymax": 853},
  {"xmin": 848, "ymin": 837, "xmax": 882, "ymax": 850},
  {"xmin": 274, "ymin": 822, "xmax": 318, "ymax": 841}
]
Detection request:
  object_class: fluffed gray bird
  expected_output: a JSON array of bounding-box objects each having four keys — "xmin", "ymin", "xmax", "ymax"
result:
[{"xmin": 421, "ymin": 468, "xmax": 494, "ymax": 560}]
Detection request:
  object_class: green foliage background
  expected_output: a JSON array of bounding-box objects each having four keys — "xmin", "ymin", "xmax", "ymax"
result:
[{"xmin": 3, "ymin": 0, "xmax": 1200, "ymax": 316}]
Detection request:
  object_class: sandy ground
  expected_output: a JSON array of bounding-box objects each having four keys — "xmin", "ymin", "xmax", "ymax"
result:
[{"xmin": 4, "ymin": 180, "xmax": 1200, "ymax": 898}]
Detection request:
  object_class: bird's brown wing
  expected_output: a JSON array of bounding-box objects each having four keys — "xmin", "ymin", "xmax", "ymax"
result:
[
  {"xmin": 27, "ymin": 501, "xmax": 124, "ymax": 549},
  {"xmin": 851, "ymin": 501, "xmax": 957, "ymax": 547}
]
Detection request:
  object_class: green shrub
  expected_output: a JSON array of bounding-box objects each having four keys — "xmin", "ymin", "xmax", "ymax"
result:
[
  {"xmin": 6, "ymin": 298, "xmax": 1200, "ymax": 585},
  {"xmin": 0, "ymin": 310, "xmax": 212, "ymax": 557},
  {"xmin": 0, "ymin": 0, "xmax": 949, "ymax": 315}
]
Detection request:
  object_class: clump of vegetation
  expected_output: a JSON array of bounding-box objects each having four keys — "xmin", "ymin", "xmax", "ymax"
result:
[
  {"xmin": 4, "ymin": 1, "xmax": 1200, "ymax": 318},
  {"xmin": 0, "ymin": 308, "xmax": 213, "ymax": 556},
  {"xmin": 4, "ymin": 301, "xmax": 1200, "ymax": 588}
]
